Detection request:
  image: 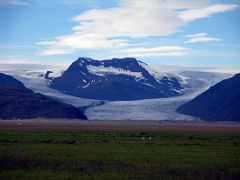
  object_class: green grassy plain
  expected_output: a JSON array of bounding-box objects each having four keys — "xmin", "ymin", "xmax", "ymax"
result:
[{"xmin": 0, "ymin": 131, "xmax": 240, "ymax": 180}]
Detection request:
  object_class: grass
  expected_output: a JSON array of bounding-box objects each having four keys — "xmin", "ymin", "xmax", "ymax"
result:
[{"xmin": 0, "ymin": 131, "xmax": 240, "ymax": 179}]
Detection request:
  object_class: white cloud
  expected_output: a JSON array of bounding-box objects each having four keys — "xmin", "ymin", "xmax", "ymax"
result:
[
  {"xmin": 119, "ymin": 0, "xmax": 209, "ymax": 10},
  {"xmin": 184, "ymin": 33, "xmax": 221, "ymax": 43},
  {"xmin": 118, "ymin": 46, "xmax": 189, "ymax": 57},
  {"xmin": 38, "ymin": 34, "xmax": 135, "ymax": 56},
  {"xmin": 184, "ymin": 33, "xmax": 207, "ymax": 38},
  {"xmin": 37, "ymin": 0, "xmax": 238, "ymax": 56},
  {"xmin": 185, "ymin": 37, "xmax": 221, "ymax": 43},
  {"xmin": 38, "ymin": 48, "xmax": 74, "ymax": 56},
  {"xmin": 179, "ymin": 4, "xmax": 239, "ymax": 22},
  {"xmin": 72, "ymin": 6, "xmax": 181, "ymax": 37}
]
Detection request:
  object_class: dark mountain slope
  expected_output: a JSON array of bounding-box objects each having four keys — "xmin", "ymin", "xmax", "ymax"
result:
[
  {"xmin": 0, "ymin": 73, "xmax": 87, "ymax": 120},
  {"xmin": 0, "ymin": 72, "xmax": 30, "ymax": 91},
  {"xmin": 177, "ymin": 74, "xmax": 240, "ymax": 121}
]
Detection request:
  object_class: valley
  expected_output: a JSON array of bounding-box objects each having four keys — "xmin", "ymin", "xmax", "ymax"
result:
[{"xmin": 0, "ymin": 59, "xmax": 232, "ymax": 121}]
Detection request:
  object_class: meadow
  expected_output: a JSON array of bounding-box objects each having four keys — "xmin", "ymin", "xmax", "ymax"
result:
[{"xmin": 0, "ymin": 130, "xmax": 240, "ymax": 180}]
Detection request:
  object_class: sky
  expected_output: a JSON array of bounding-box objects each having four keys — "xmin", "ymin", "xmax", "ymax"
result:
[{"xmin": 0, "ymin": 0, "xmax": 240, "ymax": 67}]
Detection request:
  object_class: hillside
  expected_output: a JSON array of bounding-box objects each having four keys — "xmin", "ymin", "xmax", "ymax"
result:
[
  {"xmin": 0, "ymin": 73, "xmax": 87, "ymax": 120},
  {"xmin": 177, "ymin": 74, "xmax": 240, "ymax": 121}
]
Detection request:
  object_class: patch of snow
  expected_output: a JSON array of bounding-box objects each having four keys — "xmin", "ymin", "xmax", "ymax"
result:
[
  {"xmin": 87, "ymin": 65, "xmax": 144, "ymax": 79},
  {"xmin": 139, "ymin": 61, "xmax": 168, "ymax": 82},
  {"xmin": 82, "ymin": 83, "xmax": 91, "ymax": 88},
  {"xmin": 139, "ymin": 82, "xmax": 156, "ymax": 88},
  {"xmin": 78, "ymin": 58, "xmax": 93, "ymax": 64},
  {"xmin": 80, "ymin": 72, "xmax": 87, "ymax": 76}
]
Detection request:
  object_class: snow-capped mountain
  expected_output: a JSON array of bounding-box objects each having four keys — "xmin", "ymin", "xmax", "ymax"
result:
[{"xmin": 49, "ymin": 57, "xmax": 183, "ymax": 100}]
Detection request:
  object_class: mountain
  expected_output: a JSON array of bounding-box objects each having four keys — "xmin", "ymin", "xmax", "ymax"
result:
[
  {"xmin": 49, "ymin": 57, "xmax": 183, "ymax": 100},
  {"xmin": 0, "ymin": 72, "xmax": 31, "ymax": 92},
  {"xmin": 0, "ymin": 73, "xmax": 87, "ymax": 120},
  {"xmin": 177, "ymin": 73, "xmax": 240, "ymax": 121}
]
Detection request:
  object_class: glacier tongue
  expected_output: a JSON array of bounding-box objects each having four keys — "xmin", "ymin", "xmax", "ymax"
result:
[{"xmin": 84, "ymin": 71, "xmax": 231, "ymax": 121}]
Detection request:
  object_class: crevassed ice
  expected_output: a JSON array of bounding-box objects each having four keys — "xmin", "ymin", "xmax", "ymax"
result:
[
  {"xmin": 140, "ymin": 62, "xmax": 190, "ymax": 85},
  {"xmin": 86, "ymin": 65, "xmax": 144, "ymax": 79}
]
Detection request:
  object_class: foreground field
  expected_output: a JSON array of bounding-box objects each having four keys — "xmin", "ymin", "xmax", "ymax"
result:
[{"xmin": 0, "ymin": 120, "xmax": 240, "ymax": 180}]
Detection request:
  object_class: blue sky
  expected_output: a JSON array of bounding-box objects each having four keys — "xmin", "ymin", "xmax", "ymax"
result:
[{"xmin": 0, "ymin": 0, "xmax": 240, "ymax": 67}]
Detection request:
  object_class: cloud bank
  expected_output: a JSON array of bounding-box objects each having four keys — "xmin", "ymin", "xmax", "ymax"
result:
[{"xmin": 37, "ymin": 0, "xmax": 239, "ymax": 56}]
